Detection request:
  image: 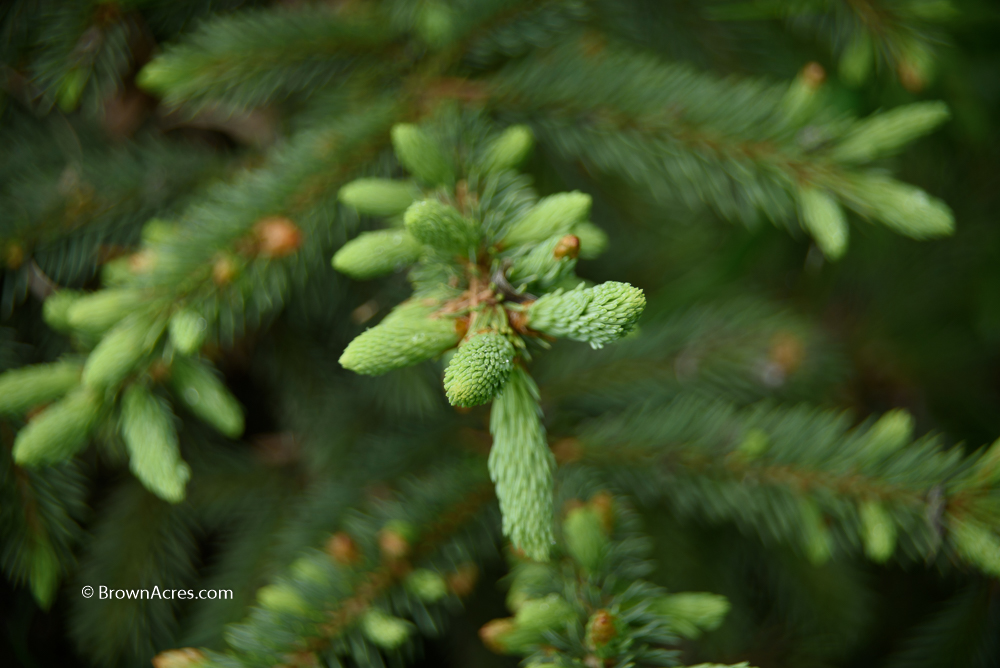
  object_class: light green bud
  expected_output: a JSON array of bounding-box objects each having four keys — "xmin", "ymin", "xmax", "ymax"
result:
[
  {"xmin": 405, "ymin": 569, "xmax": 448, "ymax": 603},
  {"xmin": 649, "ymin": 593, "xmax": 730, "ymax": 639},
  {"xmin": 798, "ymin": 186, "xmax": 848, "ymax": 260},
  {"xmin": 572, "ymin": 222, "xmax": 608, "ymax": 260},
  {"xmin": 506, "ymin": 563, "xmax": 556, "ymax": 612},
  {"xmin": 850, "ymin": 175, "xmax": 953, "ymax": 239},
  {"xmin": 66, "ymin": 289, "xmax": 145, "ymax": 336},
  {"xmin": 444, "ymin": 332, "xmax": 515, "ymax": 407},
  {"xmin": 859, "ymin": 499, "xmax": 896, "ymax": 563},
  {"xmin": 101, "ymin": 256, "xmax": 133, "ymax": 287},
  {"xmin": 29, "ymin": 540, "xmax": 60, "ymax": 609},
  {"xmin": 257, "ymin": 584, "xmax": 308, "ymax": 615},
  {"xmin": 735, "ymin": 428, "xmax": 769, "ymax": 460},
  {"xmin": 43, "ymin": 290, "xmax": 83, "ymax": 333},
  {"xmin": 839, "ymin": 35, "xmax": 874, "ymax": 87},
  {"xmin": 83, "ymin": 316, "xmax": 165, "ymax": 390},
  {"xmin": 141, "ymin": 219, "xmax": 179, "ymax": 245},
  {"xmin": 502, "ymin": 192, "xmax": 591, "ymax": 248},
  {"xmin": 333, "ymin": 229, "xmax": 422, "ymax": 280},
  {"xmin": 338, "ymin": 178, "xmax": 421, "ymax": 217},
  {"xmin": 169, "ymin": 309, "xmax": 208, "ymax": 356},
  {"xmin": 800, "ymin": 499, "xmax": 832, "ymax": 565},
  {"xmin": 479, "ymin": 125, "xmax": 534, "ymax": 174},
  {"xmin": 169, "ymin": 356, "xmax": 245, "ymax": 438},
  {"xmin": 391, "ymin": 124, "xmax": 454, "ymax": 186},
  {"xmin": 290, "ymin": 556, "xmax": 330, "ymax": 585},
  {"xmin": 404, "ymin": 200, "xmax": 480, "ymax": 254},
  {"xmin": 340, "ymin": 311, "xmax": 461, "ymax": 376},
  {"xmin": 864, "ymin": 409, "xmax": 914, "ymax": 459},
  {"xmin": 831, "ymin": 102, "xmax": 950, "ymax": 164},
  {"xmin": 12, "ymin": 387, "xmax": 100, "ymax": 466},
  {"xmin": 360, "ymin": 609, "xmax": 412, "ymax": 649},
  {"xmin": 0, "ymin": 361, "xmax": 82, "ymax": 415},
  {"xmin": 527, "ymin": 281, "xmax": 645, "ymax": 348},
  {"xmin": 562, "ymin": 506, "xmax": 607, "ymax": 572},
  {"xmin": 514, "ymin": 593, "xmax": 576, "ymax": 634},
  {"xmin": 951, "ymin": 519, "xmax": 1000, "ymax": 578},
  {"xmin": 120, "ymin": 384, "xmax": 190, "ymax": 504}
]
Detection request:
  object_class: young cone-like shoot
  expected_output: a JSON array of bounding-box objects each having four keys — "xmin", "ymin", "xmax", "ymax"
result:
[
  {"xmin": 360, "ymin": 609, "xmax": 412, "ymax": 650},
  {"xmin": 444, "ymin": 331, "xmax": 515, "ymax": 407},
  {"xmin": 527, "ymin": 281, "xmax": 645, "ymax": 348},
  {"xmin": 66, "ymin": 289, "xmax": 145, "ymax": 336},
  {"xmin": 120, "ymin": 384, "xmax": 191, "ymax": 504},
  {"xmin": 830, "ymin": 102, "xmax": 950, "ymax": 164},
  {"xmin": 798, "ymin": 186, "xmax": 848, "ymax": 259},
  {"xmin": 340, "ymin": 306, "xmax": 461, "ymax": 376},
  {"xmin": 83, "ymin": 315, "xmax": 165, "ymax": 390},
  {"xmin": 391, "ymin": 124, "xmax": 454, "ymax": 186},
  {"xmin": 332, "ymin": 229, "xmax": 422, "ymax": 279},
  {"xmin": 649, "ymin": 593, "xmax": 731, "ymax": 639},
  {"xmin": 169, "ymin": 356, "xmax": 245, "ymax": 438},
  {"xmin": 502, "ymin": 192, "xmax": 591, "ymax": 248},
  {"xmin": 338, "ymin": 178, "xmax": 421, "ymax": 216},
  {"xmin": 0, "ymin": 361, "xmax": 82, "ymax": 415},
  {"xmin": 404, "ymin": 200, "xmax": 480, "ymax": 254},
  {"xmin": 478, "ymin": 125, "xmax": 534, "ymax": 174},
  {"xmin": 489, "ymin": 367, "xmax": 555, "ymax": 561},
  {"xmin": 42, "ymin": 290, "xmax": 83, "ymax": 333},
  {"xmin": 169, "ymin": 309, "xmax": 207, "ymax": 356},
  {"xmin": 12, "ymin": 388, "xmax": 100, "ymax": 466}
]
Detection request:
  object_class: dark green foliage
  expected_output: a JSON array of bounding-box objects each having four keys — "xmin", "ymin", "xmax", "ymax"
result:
[{"xmin": 1, "ymin": 2, "xmax": 999, "ymax": 668}]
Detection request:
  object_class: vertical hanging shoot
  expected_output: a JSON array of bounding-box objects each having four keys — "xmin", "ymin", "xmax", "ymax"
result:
[{"xmin": 332, "ymin": 118, "xmax": 646, "ymax": 560}]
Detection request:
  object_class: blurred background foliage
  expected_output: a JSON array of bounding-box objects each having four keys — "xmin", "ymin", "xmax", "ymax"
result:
[{"xmin": 2, "ymin": 1, "xmax": 1000, "ymax": 668}]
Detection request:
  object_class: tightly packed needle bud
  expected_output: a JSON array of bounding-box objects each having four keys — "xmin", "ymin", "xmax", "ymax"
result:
[
  {"xmin": 527, "ymin": 281, "xmax": 645, "ymax": 348},
  {"xmin": 444, "ymin": 332, "xmax": 515, "ymax": 407}
]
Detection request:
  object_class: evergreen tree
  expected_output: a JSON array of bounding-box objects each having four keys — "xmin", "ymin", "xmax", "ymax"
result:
[{"xmin": 2, "ymin": 2, "xmax": 999, "ymax": 668}]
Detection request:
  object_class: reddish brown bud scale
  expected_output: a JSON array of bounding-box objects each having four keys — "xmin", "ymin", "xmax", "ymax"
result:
[
  {"xmin": 586, "ymin": 609, "xmax": 617, "ymax": 648},
  {"xmin": 553, "ymin": 234, "xmax": 580, "ymax": 260},
  {"xmin": 447, "ymin": 562, "xmax": 479, "ymax": 597},
  {"xmin": 589, "ymin": 491, "xmax": 615, "ymax": 533},
  {"xmin": 378, "ymin": 528, "xmax": 411, "ymax": 560},
  {"xmin": 479, "ymin": 618, "xmax": 516, "ymax": 654},
  {"xmin": 325, "ymin": 532, "xmax": 360, "ymax": 565},
  {"xmin": 254, "ymin": 216, "xmax": 303, "ymax": 258},
  {"xmin": 802, "ymin": 62, "xmax": 826, "ymax": 89},
  {"xmin": 212, "ymin": 255, "xmax": 238, "ymax": 285},
  {"xmin": 152, "ymin": 648, "xmax": 205, "ymax": 668}
]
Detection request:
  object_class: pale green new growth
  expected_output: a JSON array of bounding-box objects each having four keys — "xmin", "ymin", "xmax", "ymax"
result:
[
  {"xmin": 12, "ymin": 388, "xmax": 100, "ymax": 466},
  {"xmin": 360, "ymin": 609, "xmax": 412, "ymax": 649},
  {"xmin": 404, "ymin": 200, "xmax": 480, "ymax": 254},
  {"xmin": 562, "ymin": 506, "xmax": 608, "ymax": 572},
  {"xmin": 338, "ymin": 178, "xmax": 421, "ymax": 217},
  {"xmin": 444, "ymin": 332, "xmax": 515, "ymax": 407},
  {"xmin": 120, "ymin": 385, "xmax": 191, "ymax": 504},
  {"xmin": 864, "ymin": 409, "xmax": 914, "ymax": 460},
  {"xmin": 798, "ymin": 186, "xmax": 848, "ymax": 259},
  {"xmin": 339, "ymin": 309, "xmax": 460, "ymax": 376},
  {"xmin": 650, "ymin": 593, "xmax": 731, "ymax": 639},
  {"xmin": 831, "ymin": 102, "xmax": 950, "ymax": 164},
  {"xmin": 169, "ymin": 309, "xmax": 207, "ymax": 356},
  {"xmin": 332, "ymin": 229, "xmax": 423, "ymax": 279},
  {"xmin": 845, "ymin": 175, "xmax": 954, "ymax": 239},
  {"xmin": 527, "ymin": 281, "xmax": 645, "ymax": 348},
  {"xmin": 391, "ymin": 124, "xmax": 454, "ymax": 186},
  {"xmin": 489, "ymin": 367, "xmax": 555, "ymax": 561},
  {"xmin": 0, "ymin": 361, "xmax": 82, "ymax": 415},
  {"xmin": 859, "ymin": 499, "xmax": 896, "ymax": 563},
  {"xmin": 83, "ymin": 316, "xmax": 164, "ymax": 390},
  {"xmin": 404, "ymin": 569, "xmax": 448, "ymax": 602},
  {"xmin": 502, "ymin": 192, "xmax": 591, "ymax": 247},
  {"xmin": 65, "ymin": 289, "xmax": 145, "ymax": 336},
  {"xmin": 169, "ymin": 356, "xmax": 245, "ymax": 438},
  {"xmin": 478, "ymin": 125, "xmax": 534, "ymax": 174},
  {"xmin": 42, "ymin": 291, "xmax": 83, "ymax": 333},
  {"xmin": 951, "ymin": 519, "xmax": 1000, "ymax": 578}
]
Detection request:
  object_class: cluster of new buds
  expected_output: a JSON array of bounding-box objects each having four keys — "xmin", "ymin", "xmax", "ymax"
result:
[
  {"xmin": 480, "ymin": 492, "xmax": 737, "ymax": 667},
  {"xmin": 332, "ymin": 120, "xmax": 646, "ymax": 560}
]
